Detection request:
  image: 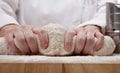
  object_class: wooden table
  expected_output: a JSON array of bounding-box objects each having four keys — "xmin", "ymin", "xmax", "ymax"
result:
[{"xmin": 0, "ymin": 55, "xmax": 120, "ymax": 73}]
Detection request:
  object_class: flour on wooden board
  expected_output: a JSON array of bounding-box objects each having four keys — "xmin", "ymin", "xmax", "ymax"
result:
[{"xmin": 0, "ymin": 55, "xmax": 120, "ymax": 63}]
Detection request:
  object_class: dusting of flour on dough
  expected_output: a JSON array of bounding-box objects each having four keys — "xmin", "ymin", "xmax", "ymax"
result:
[{"xmin": 39, "ymin": 23, "xmax": 75, "ymax": 56}]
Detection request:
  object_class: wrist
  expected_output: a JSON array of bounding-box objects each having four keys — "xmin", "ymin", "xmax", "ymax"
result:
[
  {"xmin": 0, "ymin": 24, "xmax": 18, "ymax": 37},
  {"xmin": 84, "ymin": 25, "xmax": 102, "ymax": 32}
]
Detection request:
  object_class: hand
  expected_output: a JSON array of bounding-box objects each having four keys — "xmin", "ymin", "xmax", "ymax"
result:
[
  {"xmin": 4, "ymin": 25, "xmax": 48, "ymax": 55},
  {"xmin": 64, "ymin": 25, "xmax": 104, "ymax": 55},
  {"xmin": 32, "ymin": 26, "xmax": 49, "ymax": 49}
]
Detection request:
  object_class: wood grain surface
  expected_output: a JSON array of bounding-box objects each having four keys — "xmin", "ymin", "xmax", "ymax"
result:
[
  {"xmin": 0, "ymin": 55, "xmax": 120, "ymax": 73},
  {"xmin": 0, "ymin": 63, "xmax": 120, "ymax": 73}
]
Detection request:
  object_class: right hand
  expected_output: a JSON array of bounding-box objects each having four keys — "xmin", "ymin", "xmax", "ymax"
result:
[
  {"xmin": 64, "ymin": 25, "xmax": 104, "ymax": 55},
  {"xmin": 3, "ymin": 24, "xmax": 48, "ymax": 55}
]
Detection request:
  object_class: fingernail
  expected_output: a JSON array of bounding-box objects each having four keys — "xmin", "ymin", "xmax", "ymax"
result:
[
  {"xmin": 43, "ymin": 44, "xmax": 48, "ymax": 49},
  {"xmin": 66, "ymin": 45, "xmax": 72, "ymax": 52}
]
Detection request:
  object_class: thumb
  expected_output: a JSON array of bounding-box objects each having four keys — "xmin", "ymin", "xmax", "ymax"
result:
[{"xmin": 94, "ymin": 32, "xmax": 104, "ymax": 51}]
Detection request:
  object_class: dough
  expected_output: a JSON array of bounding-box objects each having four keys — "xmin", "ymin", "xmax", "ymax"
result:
[
  {"xmin": 0, "ymin": 23, "xmax": 116, "ymax": 56},
  {"xmin": 38, "ymin": 23, "xmax": 75, "ymax": 56},
  {"xmin": 90, "ymin": 36, "xmax": 116, "ymax": 56},
  {"xmin": 0, "ymin": 37, "xmax": 13, "ymax": 54}
]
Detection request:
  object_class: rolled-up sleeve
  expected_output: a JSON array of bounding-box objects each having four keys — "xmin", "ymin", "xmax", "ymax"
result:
[
  {"xmin": 76, "ymin": 0, "xmax": 117, "ymax": 34},
  {"xmin": 0, "ymin": 0, "xmax": 19, "ymax": 28}
]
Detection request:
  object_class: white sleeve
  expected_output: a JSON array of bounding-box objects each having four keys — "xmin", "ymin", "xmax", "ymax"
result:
[
  {"xmin": 76, "ymin": 0, "xmax": 117, "ymax": 34},
  {"xmin": 0, "ymin": 0, "xmax": 19, "ymax": 28}
]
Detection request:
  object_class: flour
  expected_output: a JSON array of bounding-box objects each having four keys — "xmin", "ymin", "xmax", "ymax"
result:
[
  {"xmin": 0, "ymin": 37, "xmax": 14, "ymax": 54},
  {"xmin": 0, "ymin": 55, "xmax": 120, "ymax": 63},
  {"xmin": 39, "ymin": 23, "xmax": 75, "ymax": 55}
]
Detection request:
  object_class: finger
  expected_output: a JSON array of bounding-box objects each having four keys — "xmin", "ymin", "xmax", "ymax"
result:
[
  {"xmin": 94, "ymin": 32, "xmax": 104, "ymax": 51},
  {"xmin": 33, "ymin": 27, "xmax": 49, "ymax": 49},
  {"xmin": 82, "ymin": 31, "xmax": 95, "ymax": 54},
  {"xmin": 64, "ymin": 30, "xmax": 76, "ymax": 52},
  {"xmin": 14, "ymin": 29, "xmax": 30, "ymax": 54},
  {"xmin": 21, "ymin": 25, "xmax": 39, "ymax": 54},
  {"xmin": 74, "ymin": 30, "xmax": 86, "ymax": 54},
  {"xmin": 5, "ymin": 31, "xmax": 21, "ymax": 53}
]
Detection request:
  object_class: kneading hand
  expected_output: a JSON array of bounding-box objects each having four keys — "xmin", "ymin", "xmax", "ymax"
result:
[
  {"xmin": 4, "ymin": 25, "xmax": 48, "ymax": 55},
  {"xmin": 64, "ymin": 25, "xmax": 104, "ymax": 55}
]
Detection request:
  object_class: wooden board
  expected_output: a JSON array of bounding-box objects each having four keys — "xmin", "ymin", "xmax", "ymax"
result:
[{"xmin": 0, "ymin": 55, "xmax": 120, "ymax": 73}]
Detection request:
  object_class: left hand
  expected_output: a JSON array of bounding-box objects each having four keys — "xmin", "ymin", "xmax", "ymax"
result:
[{"xmin": 64, "ymin": 25, "xmax": 104, "ymax": 55}]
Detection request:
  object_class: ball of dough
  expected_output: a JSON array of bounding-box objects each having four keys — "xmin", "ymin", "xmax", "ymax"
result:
[{"xmin": 37, "ymin": 23, "xmax": 75, "ymax": 56}]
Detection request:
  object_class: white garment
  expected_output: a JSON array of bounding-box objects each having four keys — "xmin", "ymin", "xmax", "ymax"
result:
[{"xmin": 0, "ymin": 0, "xmax": 117, "ymax": 32}]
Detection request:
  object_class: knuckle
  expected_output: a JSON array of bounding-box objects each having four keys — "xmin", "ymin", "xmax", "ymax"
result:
[
  {"xmin": 66, "ymin": 31, "xmax": 76, "ymax": 38},
  {"xmin": 101, "ymin": 35, "xmax": 104, "ymax": 39},
  {"xmin": 32, "ymin": 27, "xmax": 37, "ymax": 32},
  {"xmin": 75, "ymin": 27, "xmax": 84, "ymax": 33},
  {"xmin": 32, "ymin": 27, "xmax": 40, "ymax": 33},
  {"xmin": 68, "ymin": 30, "xmax": 75, "ymax": 34},
  {"xmin": 39, "ymin": 29, "xmax": 46, "ymax": 34}
]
